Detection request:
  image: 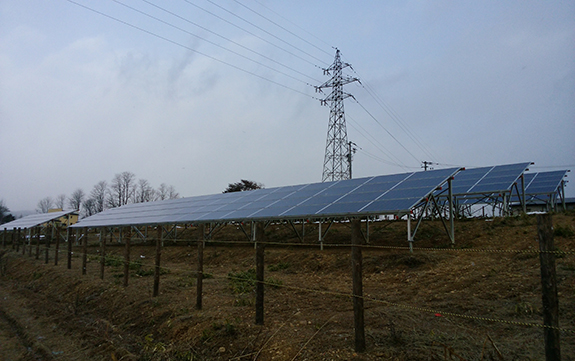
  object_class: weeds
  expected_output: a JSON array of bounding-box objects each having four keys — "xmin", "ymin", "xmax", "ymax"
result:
[
  {"xmin": 268, "ymin": 262, "xmax": 290, "ymax": 272},
  {"xmin": 514, "ymin": 301, "xmax": 538, "ymax": 315},
  {"xmin": 554, "ymin": 224, "xmax": 574, "ymax": 238},
  {"xmin": 200, "ymin": 320, "xmax": 237, "ymax": 342},
  {"xmin": 104, "ymin": 255, "xmax": 123, "ymax": 267},
  {"xmin": 228, "ymin": 269, "xmax": 256, "ymax": 294},
  {"xmin": 228, "ymin": 268, "xmax": 283, "ymax": 294}
]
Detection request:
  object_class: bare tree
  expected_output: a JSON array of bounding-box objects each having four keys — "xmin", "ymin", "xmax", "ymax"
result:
[
  {"xmin": 89, "ymin": 181, "xmax": 108, "ymax": 213},
  {"xmin": 156, "ymin": 183, "xmax": 179, "ymax": 200},
  {"xmin": 37, "ymin": 197, "xmax": 54, "ymax": 213},
  {"xmin": 82, "ymin": 198, "xmax": 98, "ymax": 218},
  {"xmin": 156, "ymin": 183, "xmax": 169, "ymax": 201},
  {"xmin": 108, "ymin": 171, "xmax": 136, "ymax": 208},
  {"xmin": 167, "ymin": 185, "xmax": 179, "ymax": 199},
  {"xmin": 55, "ymin": 194, "xmax": 66, "ymax": 210},
  {"xmin": 68, "ymin": 189, "xmax": 85, "ymax": 211},
  {"xmin": 135, "ymin": 179, "xmax": 156, "ymax": 203}
]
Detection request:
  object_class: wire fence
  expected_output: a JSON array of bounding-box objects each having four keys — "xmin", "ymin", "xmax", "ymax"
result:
[{"xmin": 2, "ymin": 237, "xmax": 573, "ymax": 337}]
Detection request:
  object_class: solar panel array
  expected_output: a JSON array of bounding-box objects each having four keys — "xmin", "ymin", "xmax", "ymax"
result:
[
  {"xmin": 449, "ymin": 162, "xmax": 531, "ymax": 197},
  {"xmin": 511, "ymin": 170, "xmax": 568, "ymax": 203},
  {"xmin": 1, "ymin": 210, "xmax": 77, "ymax": 231},
  {"xmin": 72, "ymin": 167, "xmax": 461, "ymax": 228}
]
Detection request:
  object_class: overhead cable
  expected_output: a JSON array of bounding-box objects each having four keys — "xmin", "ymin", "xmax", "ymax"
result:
[
  {"xmin": 346, "ymin": 115, "xmax": 411, "ymax": 170},
  {"xmin": 345, "ymin": 61, "xmax": 439, "ymax": 162},
  {"xmin": 137, "ymin": 0, "xmax": 321, "ymax": 84},
  {"xmin": 112, "ymin": 0, "xmax": 318, "ymax": 87},
  {"xmin": 353, "ymin": 99, "xmax": 422, "ymax": 164},
  {"xmin": 204, "ymin": 0, "xmax": 328, "ymax": 66},
  {"xmin": 251, "ymin": 0, "xmax": 334, "ymax": 51},
  {"xmin": 182, "ymin": 0, "xmax": 326, "ymax": 69},
  {"xmin": 66, "ymin": 0, "xmax": 321, "ymax": 101},
  {"xmin": 231, "ymin": 0, "xmax": 334, "ymax": 59}
]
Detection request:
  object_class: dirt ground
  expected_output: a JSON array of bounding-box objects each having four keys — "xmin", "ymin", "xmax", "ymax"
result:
[{"xmin": 0, "ymin": 213, "xmax": 574, "ymax": 361}]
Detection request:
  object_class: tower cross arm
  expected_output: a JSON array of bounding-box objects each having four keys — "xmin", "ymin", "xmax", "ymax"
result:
[{"xmin": 321, "ymin": 91, "xmax": 356, "ymax": 104}]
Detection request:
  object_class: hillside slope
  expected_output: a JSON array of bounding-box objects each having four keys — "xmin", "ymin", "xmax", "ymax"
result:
[{"xmin": 0, "ymin": 213, "xmax": 574, "ymax": 360}]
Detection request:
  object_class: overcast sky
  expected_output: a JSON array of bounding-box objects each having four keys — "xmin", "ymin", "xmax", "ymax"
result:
[{"xmin": 1, "ymin": 0, "xmax": 574, "ymax": 213}]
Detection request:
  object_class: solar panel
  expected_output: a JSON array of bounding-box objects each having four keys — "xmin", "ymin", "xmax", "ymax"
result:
[
  {"xmin": 451, "ymin": 162, "xmax": 531, "ymax": 196},
  {"xmin": 71, "ymin": 167, "xmax": 461, "ymax": 228},
  {"xmin": 1, "ymin": 210, "xmax": 77, "ymax": 231},
  {"xmin": 510, "ymin": 170, "xmax": 568, "ymax": 203}
]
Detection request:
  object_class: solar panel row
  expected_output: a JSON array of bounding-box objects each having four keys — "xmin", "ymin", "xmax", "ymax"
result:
[
  {"xmin": 449, "ymin": 162, "xmax": 532, "ymax": 196},
  {"xmin": 6, "ymin": 163, "xmax": 557, "ymax": 231},
  {"xmin": 72, "ymin": 167, "xmax": 461, "ymax": 228},
  {"xmin": 510, "ymin": 170, "xmax": 568, "ymax": 203},
  {"xmin": 1, "ymin": 210, "xmax": 77, "ymax": 231}
]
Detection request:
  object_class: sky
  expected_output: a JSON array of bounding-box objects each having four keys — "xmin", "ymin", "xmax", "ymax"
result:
[{"xmin": 1, "ymin": 0, "xmax": 574, "ymax": 213}]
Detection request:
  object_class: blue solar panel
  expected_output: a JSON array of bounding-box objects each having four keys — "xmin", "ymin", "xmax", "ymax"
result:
[
  {"xmin": 72, "ymin": 167, "xmax": 461, "ymax": 228},
  {"xmin": 450, "ymin": 162, "xmax": 531, "ymax": 197},
  {"xmin": 510, "ymin": 170, "xmax": 568, "ymax": 203}
]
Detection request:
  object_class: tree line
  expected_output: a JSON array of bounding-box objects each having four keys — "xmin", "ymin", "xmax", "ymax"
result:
[
  {"xmin": 0, "ymin": 199, "xmax": 15, "ymax": 225},
  {"xmin": 36, "ymin": 171, "xmax": 179, "ymax": 218}
]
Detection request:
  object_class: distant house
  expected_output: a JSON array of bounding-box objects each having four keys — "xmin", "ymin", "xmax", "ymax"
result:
[{"xmin": 47, "ymin": 208, "xmax": 79, "ymax": 227}]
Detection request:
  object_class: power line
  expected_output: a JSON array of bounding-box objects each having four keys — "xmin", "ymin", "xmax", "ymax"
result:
[
  {"xmin": 182, "ymin": 0, "xmax": 327, "ymax": 69},
  {"xmin": 70, "ymin": 0, "xmax": 443, "ymax": 175},
  {"xmin": 346, "ymin": 115, "xmax": 411, "ymax": 170},
  {"xmin": 346, "ymin": 62, "xmax": 439, "ymax": 162},
  {"xmin": 353, "ymin": 98, "xmax": 421, "ymax": 165},
  {"xmin": 204, "ymin": 0, "xmax": 328, "ymax": 66},
  {"xmin": 112, "ymin": 0, "xmax": 319, "ymax": 87},
  {"xmin": 231, "ymin": 0, "xmax": 333, "ymax": 59},
  {"xmin": 66, "ymin": 0, "xmax": 321, "ymax": 101},
  {"xmin": 251, "ymin": 0, "xmax": 334, "ymax": 51},
  {"xmin": 136, "ymin": 0, "xmax": 322, "ymax": 84}
]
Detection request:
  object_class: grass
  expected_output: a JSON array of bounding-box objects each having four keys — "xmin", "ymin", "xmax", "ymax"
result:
[{"xmin": 228, "ymin": 268, "xmax": 283, "ymax": 294}]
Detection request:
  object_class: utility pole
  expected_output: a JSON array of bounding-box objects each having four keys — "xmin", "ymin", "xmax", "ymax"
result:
[
  {"xmin": 347, "ymin": 141, "xmax": 358, "ymax": 179},
  {"xmin": 317, "ymin": 49, "xmax": 359, "ymax": 182},
  {"xmin": 422, "ymin": 161, "xmax": 434, "ymax": 171}
]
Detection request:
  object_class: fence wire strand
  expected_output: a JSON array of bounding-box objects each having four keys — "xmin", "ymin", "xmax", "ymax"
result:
[{"xmin": 3, "ymin": 243, "xmax": 574, "ymax": 335}]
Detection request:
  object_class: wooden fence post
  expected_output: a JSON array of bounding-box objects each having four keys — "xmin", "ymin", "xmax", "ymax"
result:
[
  {"xmin": 35, "ymin": 227, "xmax": 41, "ymax": 260},
  {"xmin": 536, "ymin": 214, "xmax": 561, "ymax": 361},
  {"xmin": 16, "ymin": 228, "xmax": 20, "ymax": 253},
  {"xmin": 22, "ymin": 228, "xmax": 27, "ymax": 255},
  {"xmin": 99, "ymin": 228, "xmax": 106, "ymax": 280},
  {"xmin": 123, "ymin": 227, "xmax": 131, "ymax": 287},
  {"xmin": 45, "ymin": 225, "xmax": 52, "ymax": 264},
  {"xmin": 82, "ymin": 228, "xmax": 88, "ymax": 275},
  {"xmin": 54, "ymin": 226, "xmax": 61, "ymax": 266},
  {"xmin": 153, "ymin": 226, "xmax": 162, "ymax": 297},
  {"xmin": 255, "ymin": 222, "xmax": 265, "ymax": 325},
  {"xmin": 196, "ymin": 225, "xmax": 204, "ymax": 309},
  {"xmin": 351, "ymin": 219, "xmax": 366, "ymax": 352},
  {"xmin": 29, "ymin": 228, "xmax": 34, "ymax": 257}
]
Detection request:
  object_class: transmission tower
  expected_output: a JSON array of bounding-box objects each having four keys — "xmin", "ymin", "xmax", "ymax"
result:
[{"xmin": 317, "ymin": 49, "xmax": 359, "ymax": 182}]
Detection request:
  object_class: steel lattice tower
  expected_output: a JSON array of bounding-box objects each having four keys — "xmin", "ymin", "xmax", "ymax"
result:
[{"xmin": 317, "ymin": 49, "xmax": 359, "ymax": 182}]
